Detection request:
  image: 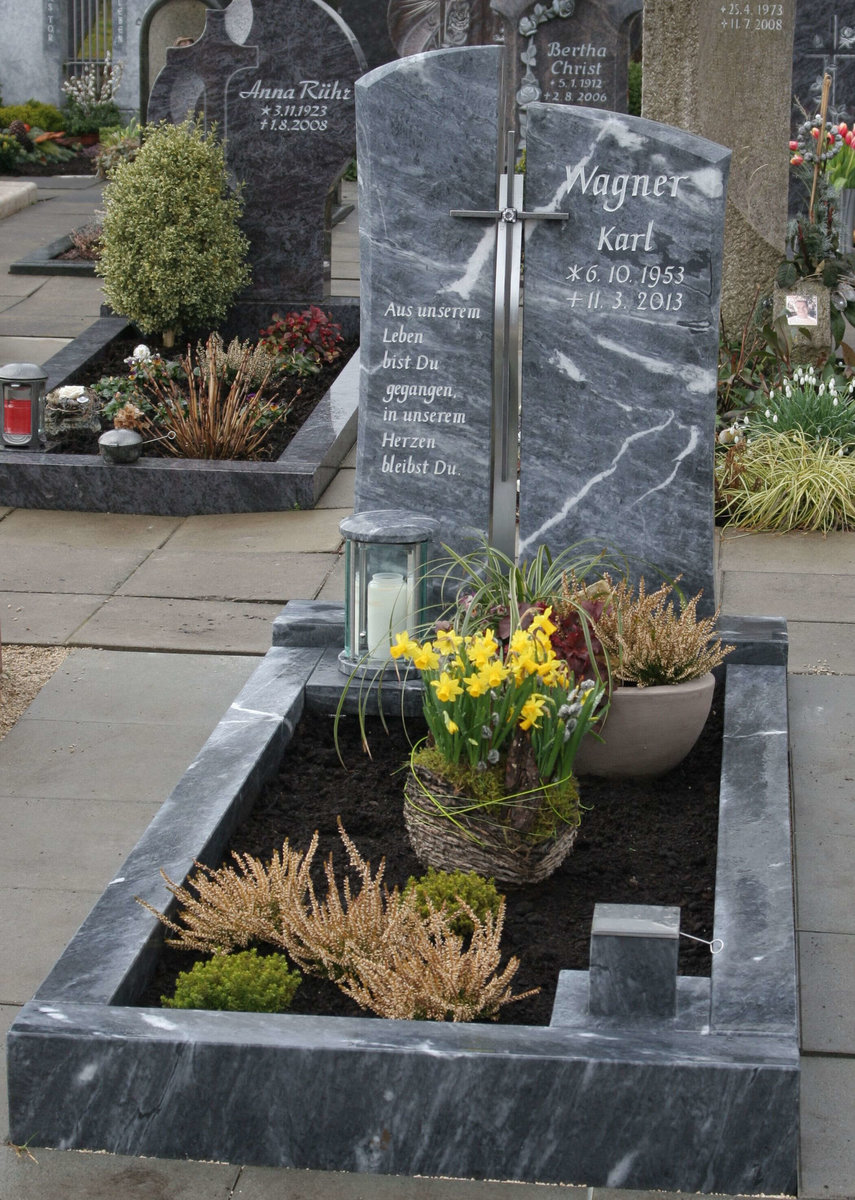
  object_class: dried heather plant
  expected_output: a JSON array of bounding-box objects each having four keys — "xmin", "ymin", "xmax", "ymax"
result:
[
  {"xmin": 140, "ymin": 822, "xmax": 537, "ymax": 1022},
  {"xmin": 136, "ymin": 834, "xmax": 319, "ymax": 956},
  {"xmin": 593, "ymin": 576, "xmax": 733, "ymax": 687},
  {"xmin": 339, "ymin": 898, "xmax": 537, "ymax": 1021},
  {"xmin": 197, "ymin": 332, "xmax": 278, "ymax": 389}
]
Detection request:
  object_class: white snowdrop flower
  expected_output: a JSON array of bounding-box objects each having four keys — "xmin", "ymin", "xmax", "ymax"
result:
[
  {"xmin": 743, "ymin": 416, "xmax": 750, "ymax": 425},
  {"xmin": 819, "ymin": 384, "xmax": 826, "ymax": 396},
  {"xmin": 833, "ymin": 397, "xmax": 839, "ymax": 407},
  {"xmin": 765, "ymin": 408, "xmax": 771, "ymax": 417},
  {"xmin": 772, "ymin": 414, "xmax": 778, "ymax": 423}
]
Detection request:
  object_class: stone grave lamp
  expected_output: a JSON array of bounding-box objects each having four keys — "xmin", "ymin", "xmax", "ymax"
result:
[
  {"xmin": 339, "ymin": 509, "xmax": 438, "ymax": 674},
  {"xmin": 0, "ymin": 362, "xmax": 48, "ymax": 449}
]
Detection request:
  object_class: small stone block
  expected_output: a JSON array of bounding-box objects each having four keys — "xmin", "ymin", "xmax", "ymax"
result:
[{"xmin": 589, "ymin": 903, "xmax": 680, "ymax": 1020}]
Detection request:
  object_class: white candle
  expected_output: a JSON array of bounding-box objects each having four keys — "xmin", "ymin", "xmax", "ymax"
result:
[{"xmin": 367, "ymin": 572, "xmax": 408, "ymax": 658}]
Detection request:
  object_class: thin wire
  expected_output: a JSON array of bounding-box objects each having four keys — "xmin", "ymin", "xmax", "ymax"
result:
[{"xmin": 680, "ymin": 931, "xmax": 724, "ymax": 955}]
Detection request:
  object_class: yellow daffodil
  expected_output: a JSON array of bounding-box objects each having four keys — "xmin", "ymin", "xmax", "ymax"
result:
[
  {"xmin": 528, "ymin": 606, "xmax": 558, "ymax": 638},
  {"xmin": 434, "ymin": 628, "xmax": 464, "ymax": 656},
  {"xmin": 412, "ymin": 644, "xmax": 440, "ymax": 671},
  {"xmin": 465, "ymin": 672, "xmax": 489, "ymax": 697},
  {"xmin": 467, "ymin": 630, "xmax": 500, "ymax": 668},
  {"xmin": 442, "ymin": 711, "xmax": 459, "ymax": 734},
  {"xmin": 389, "ymin": 631, "xmax": 421, "ymax": 660},
  {"xmin": 519, "ymin": 694, "xmax": 548, "ymax": 731},
  {"xmin": 432, "ymin": 671, "xmax": 464, "ymax": 702},
  {"xmin": 480, "ymin": 661, "xmax": 508, "ymax": 689}
]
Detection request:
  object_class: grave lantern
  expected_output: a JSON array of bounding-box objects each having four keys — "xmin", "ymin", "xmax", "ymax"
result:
[
  {"xmin": 0, "ymin": 362, "xmax": 47, "ymax": 449},
  {"xmin": 339, "ymin": 509, "xmax": 438, "ymax": 673}
]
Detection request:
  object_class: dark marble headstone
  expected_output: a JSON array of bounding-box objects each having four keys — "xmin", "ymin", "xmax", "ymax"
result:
[
  {"xmin": 148, "ymin": 0, "xmax": 366, "ymax": 301},
  {"xmin": 498, "ymin": 0, "xmax": 642, "ymax": 135},
  {"xmin": 353, "ymin": 47, "xmax": 501, "ymax": 560},
  {"xmin": 792, "ymin": 4, "xmax": 855, "ymax": 124},
  {"xmin": 518, "ymin": 105, "xmax": 731, "ymax": 610},
  {"xmin": 336, "ymin": 0, "xmax": 398, "ymax": 70},
  {"xmin": 386, "ymin": 0, "xmax": 641, "ymax": 136}
]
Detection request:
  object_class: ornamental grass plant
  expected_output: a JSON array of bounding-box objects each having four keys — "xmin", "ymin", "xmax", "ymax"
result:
[{"xmin": 716, "ymin": 430, "xmax": 855, "ymax": 532}]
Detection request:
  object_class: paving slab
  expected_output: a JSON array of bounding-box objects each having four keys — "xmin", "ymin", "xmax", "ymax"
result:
[
  {"xmin": 718, "ymin": 529, "xmax": 855, "ymax": 573},
  {"xmin": 0, "ymin": 591, "xmax": 108, "ymax": 643},
  {"xmin": 316, "ymin": 467, "xmax": 356, "ymax": 509},
  {"xmin": 20, "ymin": 649, "xmax": 261, "ymax": 725},
  {"xmin": 0, "ymin": 508, "xmax": 181, "ymax": 548},
  {"xmin": 0, "ymin": 796, "xmax": 162, "ymax": 890},
  {"xmin": 720, "ymin": 570, "xmax": 855, "ymax": 622},
  {"xmin": 315, "ymin": 552, "xmax": 345, "ymax": 603},
  {"xmin": 68, "ymin": 595, "xmax": 284, "ymax": 653},
  {"xmin": 785, "ymin": 621, "xmax": 855, "ymax": 675},
  {"xmin": 233, "ymin": 1168, "xmax": 586, "ymax": 1198},
  {"xmin": 0, "ymin": 883, "xmax": 103, "ymax": 1005},
  {"xmin": 788, "ymin": 675, "xmax": 855, "ymax": 835},
  {"xmin": 0, "ymin": 1146, "xmax": 240, "ymax": 1200},
  {"xmin": 0, "ymin": 1002, "xmax": 17, "ymax": 1134},
  {"xmin": 0, "ymin": 335, "xmax": 71, "ymax": 362},
  {"xmin": 0, "ymin": 716, "xmax": 238, "ymax": 801},
  {"xmin": 166, "ymin": 509, "xmax": 345, "ymax": 553},
  {"xmin": 799, "ymin": 1056, "xmax": 855, "ymax": 1199},
  {"xmin": 0, "ymin": 181, "xmax": 37, "ymax": 219},
  {"xmin": 0, "ymin": 544, "xmax": 154, "ymax": 594},
  {"xmin": 799, "ymin": 930, "xmax": 855, "ymax": 1054},
  {"xmin": 115, "ymin": 549, "xmax": 339, "ymax": 603},
  {"xmin": 793, "ymin": 826, "xmax": 855, "ymax": 935}
]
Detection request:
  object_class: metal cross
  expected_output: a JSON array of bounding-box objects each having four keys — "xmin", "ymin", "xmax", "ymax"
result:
[{"xmin": 451, "ymin": 128, "xmax": 567, "ymax": 560}]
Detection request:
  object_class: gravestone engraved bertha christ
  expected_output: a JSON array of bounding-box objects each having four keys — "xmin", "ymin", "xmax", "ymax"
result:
[
  {"xmin": 519, "ymin": 105, "xmax": 730, "ymax": 609},
  {"xmin": 148, "ymin": 0, "xmax": 366, "ymax": 300}
]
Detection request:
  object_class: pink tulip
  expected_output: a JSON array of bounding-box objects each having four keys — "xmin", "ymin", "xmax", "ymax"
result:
[
  {"xmin": 791, "ymin": 154, "xmax": 804, "ymax": 165},
  {"xmin": 789, "ymin": 140, "xmax": 799, "ymax": 151}
]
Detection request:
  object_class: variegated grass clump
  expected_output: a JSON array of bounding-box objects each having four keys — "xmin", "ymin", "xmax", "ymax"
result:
[
  {"xmin": 593, "ymin": 577, "xmax": 733, "ymax": 688},
  {"xmin": 138, "ymin": 821, "xmax": 535, "ymax": 1022},
  {"xmin": 715, "ymin": 430, "xmax": 855, "ymax": 532}
]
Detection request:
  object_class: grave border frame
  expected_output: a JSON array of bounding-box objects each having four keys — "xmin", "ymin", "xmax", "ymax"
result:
[
  {"xmin": 6, "ymin": 608, "xmax": 798, "ymax": 1196},
  {"xmin": 0, "ymin": 317, "xmax": 360, "ymax": 514}
]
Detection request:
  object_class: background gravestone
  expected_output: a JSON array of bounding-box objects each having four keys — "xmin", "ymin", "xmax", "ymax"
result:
[
  {"xmin": 790, "ymin": 4, "xmax": 855, "ymax": 214},
  {"xmin": 494, "ymin": 0, "xmax": 642, "ymax": 137},
  {"xmin": 519, "ymin": 106, "xmax": 731, "ymax": 611},
  {"xmin": 148, "ymin": 0, "xmax": 366, "ymax": 307},
  {"xmin": 643, "ymin": 0, "xmax": 795, "ymax": 332},
  {"xmin": 336, "ymin": 0, "xmax": 397, "ymax": 70},
  {"xmin": 353, "ymin": 47, "xmax": 501, "ymax": 561}
]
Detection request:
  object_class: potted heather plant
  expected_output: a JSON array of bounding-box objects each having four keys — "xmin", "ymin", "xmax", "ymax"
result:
[
  {"xmin": 572, "ymin": 576, "xmax": 734, "ymax": 778},
  {"xmin": 389, "ymin": 613, "xmax": 606, "ymax": 885}
]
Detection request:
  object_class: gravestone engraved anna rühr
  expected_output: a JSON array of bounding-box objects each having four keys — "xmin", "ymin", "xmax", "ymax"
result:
[
  {"xmin": 353, "ymin": 47, "xmax": 502, "ymax": 563},
  {"xmin": 148, "ymin": 0, "xmax": 366, "ymax": 302},
  {"xmin": 518, "ymin": 105, "xmax": 731, "ymax": 611}
]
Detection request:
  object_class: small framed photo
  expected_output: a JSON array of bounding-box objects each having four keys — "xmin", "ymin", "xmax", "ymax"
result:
[{"xmin": 785, "ymin": 293, "xmax": 818, "ymax": 326}]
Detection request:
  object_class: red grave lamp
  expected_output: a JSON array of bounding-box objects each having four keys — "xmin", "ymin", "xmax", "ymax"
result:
[{"xmin": 0, "ymin": 362, "xmax": 47, "ymax": 449}]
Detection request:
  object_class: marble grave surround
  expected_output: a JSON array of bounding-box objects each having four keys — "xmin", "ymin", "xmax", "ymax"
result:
[
  {"xmin": 148, "ymin": 0, "xmax": 366, "ymax": 301},
  {"xmin": 519, "ymin": 105, "xmax": 730, "ymax": 609},
  {"xmin": 0, "ymin": 318, "xmax": 359, "ymax": 515},
  {"xmin": 7, "ymin": 609, "xmax": 798, "ymax": 1195}
]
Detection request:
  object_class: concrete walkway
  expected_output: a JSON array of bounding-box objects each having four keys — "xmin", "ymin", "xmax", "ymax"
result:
[{"xmin": 0, "ymin": 176, "xmax": 854, "ymax": 1199}]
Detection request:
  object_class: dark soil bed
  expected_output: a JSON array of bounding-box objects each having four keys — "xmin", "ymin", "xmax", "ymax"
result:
[
  {"xmin": 141, "ymin": 684, "xmax": 723, "ymax": 1026},
  {"xmin": 50, "ymin": 335, "xmax": 357, "ymax": 462},
  {"xmin": 2, "ymin": 154, "xmax": 98, "ymax": 177}
]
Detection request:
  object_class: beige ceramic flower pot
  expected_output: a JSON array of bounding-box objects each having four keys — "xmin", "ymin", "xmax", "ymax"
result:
[{"xmin": 573, "ymin": 672, "xmax": 716, "ymax": 779}]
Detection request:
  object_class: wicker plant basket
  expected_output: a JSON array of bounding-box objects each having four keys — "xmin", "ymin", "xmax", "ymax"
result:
[{"xmin": 403, "ymin": 763, "xmax": 579, "ymax": 886}]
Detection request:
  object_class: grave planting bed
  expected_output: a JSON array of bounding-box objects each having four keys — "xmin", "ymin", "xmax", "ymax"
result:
[
  {"xmin": 0, "ymin": 316, "xmax": 360, "ymax": 514},
  {"xmin": 7, "ymin": 606, "xmax": 798, "ymax": 1196}
]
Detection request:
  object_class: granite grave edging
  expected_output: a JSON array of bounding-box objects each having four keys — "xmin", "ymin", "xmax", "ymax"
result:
[
  {"xmin": 0, "ymin": 317, "xmax": 360, "ymax": 514},
  {"xmin": 6, "ymin": 610, "xmax": 798, "ymax": 1194}
]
